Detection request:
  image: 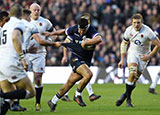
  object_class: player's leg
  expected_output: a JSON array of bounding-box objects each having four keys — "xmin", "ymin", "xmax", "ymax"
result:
[
  {"xmin": 48, "ymin": 72, "xmax": 82, "ymax": 112},
  {"xmin": 116, "ymin": 63, "xmax": 137, "ymax": 107},
  {"xmin": 34, "ymin": 72, "xmax": 43, "ymax": 111},
  {"xmin": 0, "ymin": 80, "xmax": 16, "ymax": 114},
  {"xmin": 31, "ymin": 54, "xmax": 45, "ymax": 111},
  {"xmin": 1, "ymin": 76, "xmax": 36, "ymax": 99},
  {"xmin": 149, "ymin": 71, "xmax": 160, "ymax": 94},
  {"xmin": 73, "ymin": 64, "xmax": 93, "ymax": 107},
  {"xmin": 86, "ymin": 82, "xmax": 101, "ymax": 101},
  {"xmin": 61, "ymin": 91, "xmax": 72, "ymax": 101}
]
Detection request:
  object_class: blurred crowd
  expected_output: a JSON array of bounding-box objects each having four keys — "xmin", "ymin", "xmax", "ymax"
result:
[{"xmin": 0, "ymin": 0, "xmax": 160, "ymax": 67}]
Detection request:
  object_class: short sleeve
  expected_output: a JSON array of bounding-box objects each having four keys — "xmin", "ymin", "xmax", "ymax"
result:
[{"xmin": 14, "ymin": 21, "xmax": 25, "ymax": 34}]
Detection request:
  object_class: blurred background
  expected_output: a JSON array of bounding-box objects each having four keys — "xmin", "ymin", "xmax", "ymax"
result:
[{"xmin": 0, "ymin": 0, "xmax": 160, "ymax": 84}]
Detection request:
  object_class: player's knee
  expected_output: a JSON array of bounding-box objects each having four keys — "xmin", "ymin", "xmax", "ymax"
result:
[
  {"xmin": 129, "ymin": 66, "xmax": 137, "ymax": 74},
  {"xmin": 34, "ymin": 75, "xmax": 42, "ymax": 86},
  {"xmin": 85, "ymin": 71, "xmax": 93, "ymax": 79}
]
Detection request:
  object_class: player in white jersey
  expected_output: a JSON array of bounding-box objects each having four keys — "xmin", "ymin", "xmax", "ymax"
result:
[
  {"xmin": 0, "ymin": 4, "xmax": 36, "ymax": 114},
  {"xmin": 115, "ymin": 13, "xmax": 160, "ymax": 107},
  {"xmin": 148, "ymin": 26, "xmax": 160, "ymax": 94},
  {"xmin": 29, "ymin": 3, "xmax": 57, "ymax": 111}
]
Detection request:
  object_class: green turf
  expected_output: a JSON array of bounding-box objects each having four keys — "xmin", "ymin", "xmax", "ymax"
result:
[{"xmin": 7, "ymin": 83, "xmax": 160, "ymax": 115}]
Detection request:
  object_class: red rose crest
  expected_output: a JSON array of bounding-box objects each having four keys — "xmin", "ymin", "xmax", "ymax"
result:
[
  {"xmin": 39, "ymin": 22, "xmax": 42, "ymax": 26},
  {"xmin": 141, "ymin": 34, "xmax": 144, "ymax": 38}
]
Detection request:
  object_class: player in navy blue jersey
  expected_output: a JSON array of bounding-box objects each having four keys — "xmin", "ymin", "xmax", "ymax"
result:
[
  {"xmin": 43, "ymin": 13, "xmax": 102, "ymax": 112},
  {"xmin": 148, "ymin": 26, "xmax": 160, "ymax": 94}
]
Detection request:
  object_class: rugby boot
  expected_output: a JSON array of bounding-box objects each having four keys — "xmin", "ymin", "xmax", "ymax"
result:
[
  {"xmin": 126, "ymin": 99, "xmax": 134, "ymax": 107},
  {"xmin": 35, "ymin": 103, "xmax": 41, "ymax": 111},
  {"xmin": 148, "ymin": 88, "xmax": 158, "ymax": 94},
  {"xmin": 73, "ymin": 95, "xmax": 86, "ymax": 107},
  {"xmin": 89, "ymin": 94, "xmax": 101, "ymax": 101},
  {"xmin": 48, "ymin": 100, "xmax": 57, "ymax": 112},
  {"xmin": 116, "ymin": 93, "xmax": 126, "ymax": 106}
]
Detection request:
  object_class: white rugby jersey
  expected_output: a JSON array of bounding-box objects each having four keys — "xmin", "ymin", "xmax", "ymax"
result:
[
  {"xmin": 22, "ymin": 19, "xmax": 38, "ymax": 51},
  {"xmin": 124, "ymin": 24, "xmax": 157, "ymax": 54},
  {"xmin": 0, "ymin": 17, "xmax": 25, "ymax": 61},
  {"xmin": 29, "ymin": 16, "xmax": 53, "ymax": 54}
]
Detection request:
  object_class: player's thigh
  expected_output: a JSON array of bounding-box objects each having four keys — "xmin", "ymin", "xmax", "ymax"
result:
[
  {"xmin": 76, "ymin": 64, "xmax": 93, "ymax": 78},
  {"xmin": 14, "ymin": 76, "xmax": 35, "ymax": 95},
  {"xmin": 67, "ymin": 72, "xmax": 82, "ymax": 83},
  {"xmin": 0, "ymin": 80, "xmax": 16, "ymax": 93}
]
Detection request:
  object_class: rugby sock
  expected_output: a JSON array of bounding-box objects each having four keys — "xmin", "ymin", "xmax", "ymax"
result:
[
  {"xmin": 86, "ymin": 83, "xmax": 94, "ymax": 96},
  {"xmin": 0, "ymin": 89, "xmax": 26, "ymax": 99},
  {"xmin": 51, "ymin": 93, "xmax": 61, "ymax": 104},
  {"xmin": 150, "ymin": 72, "xmax": 160, "ymax": 89},
  {"xmin": 126, "ymin": 84, "xmax": 135, "ymax": 101},
  {"xmin": 35, "ymin": 87, "xmax": 43, "ymax": 104},
  {"xmin": 75, "ymin": 88, "xmax": 82, "ymax": 97}
]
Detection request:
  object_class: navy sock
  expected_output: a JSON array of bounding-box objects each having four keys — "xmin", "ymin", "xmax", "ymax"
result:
[
  {"xmin": 0, "ymin": 89, "xmax": 26, "ymax": 99},
  {"xmin": 125, "ymin": 84, "xmax": 136, "ymax": 101},
  {"xmin": 35, "ymin": 87, "xmax": 43, "ymax": 104}
]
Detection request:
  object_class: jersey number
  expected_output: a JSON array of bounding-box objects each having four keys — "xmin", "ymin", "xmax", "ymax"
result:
[{"xmin": 0, "ymin": 30, "xmax": 7, "ymax": 45}]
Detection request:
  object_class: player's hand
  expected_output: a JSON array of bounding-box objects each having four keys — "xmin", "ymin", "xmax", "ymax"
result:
[
  {"xmin": 21, "ymin": 58, "xmax": 28, "ymax": 71},
  {"xmin": 54, "ymin": 42, "xmax": 61, "ymax": 48},
  {"xmin": 61, "ymin": 56, "xmax": 68, "ymax": 65},
  {"xmin": 81, "ymin": 40, "xmax": 86, "ymax": 49},
  {"xmin": 118, "ymin": 61, "xmax": 124, "ymax": 68},
  {"xmin": 42, "ymin": 32, "xmax": 51, "ymax": 37},
  {"xmin": 140, "ymin": 54, "xmax": 150, "ymax": 62},
  {"xmin": 28, "ymin": 44, "xmax": 38, "ymax": 54}
]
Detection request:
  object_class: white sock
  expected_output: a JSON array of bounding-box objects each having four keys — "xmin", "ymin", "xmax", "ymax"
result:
[
  {"xmin": 75, "ymin": 90, "xmax": 81, "ymax": 97},
  {"xmin": 86, "ymin": 82, "xmax": 93, "ymax": 96},
  {"xmin": 150, "ymin": 73, "xmax": 160, "ymax": 89},
  {"xmin": 51, "ymin": 95, "xmax": 59, "ymax": 104},
  {"xmin": 65, "ymin": 91, "xmax": 69, "ymax": 96}
]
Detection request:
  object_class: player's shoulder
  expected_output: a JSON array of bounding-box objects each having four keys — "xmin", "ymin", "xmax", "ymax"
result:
[
  {"xmin": 9, "ymin": 17, "xmax": 25, "ymax": 28},
  {"xmin": 142, "ymin": 24, "xmax": 152, "ymax": 31},
  {"xmin": 39, "ymin": 16, "xmax": 50, "ymax": 23}
]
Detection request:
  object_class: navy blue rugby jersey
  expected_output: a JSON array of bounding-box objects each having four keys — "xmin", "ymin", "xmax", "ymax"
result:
[
  {"xmin": 64, "ymin": 25, "xmax": 100, "ymax": 64},
  {"xmin": 155, "ymin": 26, "xmax": 160, "ymax": 37}
]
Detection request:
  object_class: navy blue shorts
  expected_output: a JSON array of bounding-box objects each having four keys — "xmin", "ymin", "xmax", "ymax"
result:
[{"xmin": 70, "ymin": 55, "xmax": 90, "ymax": 73}]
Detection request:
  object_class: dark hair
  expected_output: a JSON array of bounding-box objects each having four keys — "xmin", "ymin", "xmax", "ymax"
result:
[
  {"xmin": 78, "ymin": 18, "xmax": 88, "ymax": 29},
  {"xmin": 0, "ymin": 11, "xmax": 9, "ymax": 20},
  {"xmin": 23, "ymin": 9, "xmax": 31, "ymax": 17},
  {"xmin": 23, "ymin": 9, "xmax": 31, "ymax": 15}
]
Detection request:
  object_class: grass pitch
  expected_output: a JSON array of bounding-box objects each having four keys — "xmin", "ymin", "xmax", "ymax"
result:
[{"xmin": 7, "ymin": 83, "xmax": 160, "ymax": 115}]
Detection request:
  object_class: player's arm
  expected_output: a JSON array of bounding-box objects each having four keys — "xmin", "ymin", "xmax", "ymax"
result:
[
  {"xmin": 32, "ymin": 33, "xmax": 61, "ymax": 48},
  {"xmin": 61, "ymin": 38, "xmax": 70, "ymax": 65},
  {"xmin": 118, "ymin": 39, "xmax": 129, "ymax": 68},
  {"xmin": 12, "ymin": 29, "xmax": 23, "ymax": 55},
  {"xmin": 81, "ymin": 35, "xmax": 102, "ymax": 48},
  {"xmin": 12, "ymin": 29, "xmax": 28, "ymax": 70},
  {"xmin": 141, "ymin": 37, "xmax": 160, "ymax": 61},
  {"xmin": 42, "ymin": 29, "xmax": 66, "ymax": 37}
]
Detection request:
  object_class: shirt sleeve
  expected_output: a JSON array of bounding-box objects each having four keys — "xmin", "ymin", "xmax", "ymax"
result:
[
  {"xmin": 147, "ymin": 27, "xmax": 157, "ymax": 40},
  {"xmin": 14, "ymin": 21, "xmax": 25, "ymax": 34},
  {"xmin": 46, "ymin": 19, "xmax": 53, "ymax": 32}
]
